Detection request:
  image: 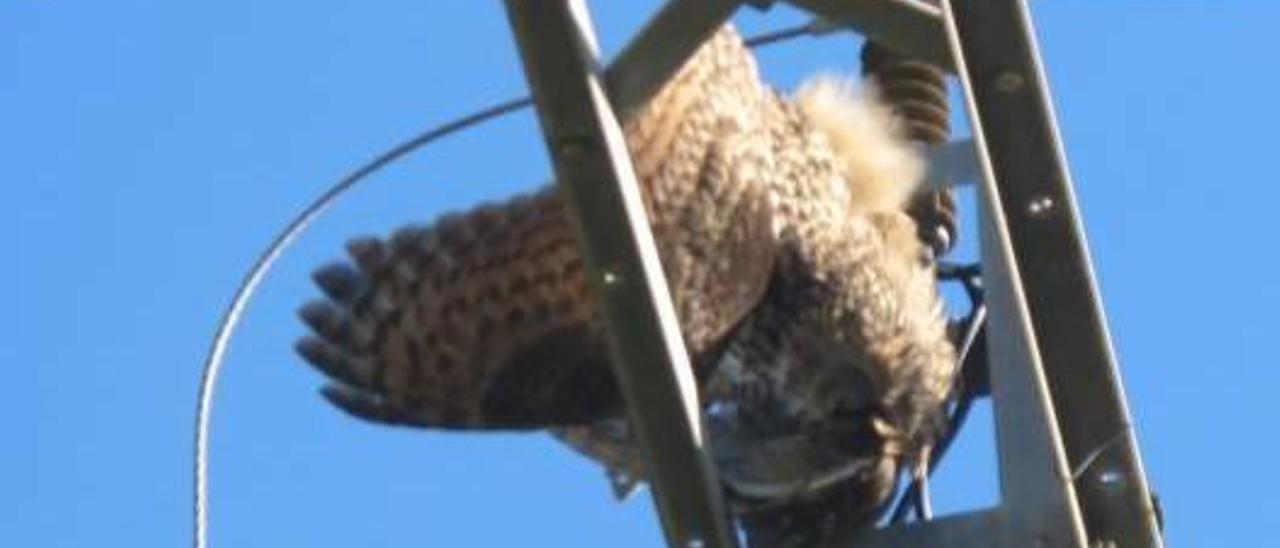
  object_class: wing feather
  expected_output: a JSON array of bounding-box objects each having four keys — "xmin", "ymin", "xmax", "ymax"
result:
[{"xmin": 297, "ymin": 26, "xmax": 780, "ymax": 430}]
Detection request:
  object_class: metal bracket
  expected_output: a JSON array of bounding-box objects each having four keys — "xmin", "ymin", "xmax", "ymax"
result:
[{"xmin": 925, "ymin": 139, "xmax": 979, "ymax": 190}]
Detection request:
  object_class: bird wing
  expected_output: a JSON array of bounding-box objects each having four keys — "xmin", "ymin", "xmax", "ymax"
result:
[
  {"xmin": 298, "ymin": 192, "xmax": 621, "ymax": 428},
  {"xmin": 297, "ymin": 26, "xmax": 779, "ymax": 430}
]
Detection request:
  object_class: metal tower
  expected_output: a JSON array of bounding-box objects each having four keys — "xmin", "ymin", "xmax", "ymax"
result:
[{"xmin": 501, "ymin": 1, "xmax": 1163, "ymax": 546}]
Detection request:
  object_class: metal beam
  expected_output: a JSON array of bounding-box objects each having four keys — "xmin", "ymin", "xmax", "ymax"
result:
[
  {"xmin": 924, "ymin": 139, "xmax": 978, "ymax": 190},
  {"xmin": 974, "ymin": 167, "xmax": 1089, "ymax": 547},
  {"xmin": 941, "ymin": 0, "xmax": 1164, "ymax": 546},
  {"xmin": 605, "ymin": 0, "xmax": 742, "ymax": 122},
  {"xmin": 784, "ymin": 0, "xmax": 954, "ymax": 72},
  {"xmin": 855, "ymin": 509, "xmax": 1003, "ymax": 548},
  {"xmin": 501, "ymin": 2, "xmax": 738, "ymax": 547}
]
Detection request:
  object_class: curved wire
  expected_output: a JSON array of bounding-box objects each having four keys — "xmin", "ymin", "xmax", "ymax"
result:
[
  {"xmin": 192, "ymin": 97, "xmax": 532, "ymax": 548},
  {"xmin": 192, "ymin": 21, "xmax": 843, "ymax": 548}
]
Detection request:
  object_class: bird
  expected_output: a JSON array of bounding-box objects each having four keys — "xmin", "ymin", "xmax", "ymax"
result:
[{"xmin": 295, "ymin": 25, "xmax": 957, "ymax": 546}]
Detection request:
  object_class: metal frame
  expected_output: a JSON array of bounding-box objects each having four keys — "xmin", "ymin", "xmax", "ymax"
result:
[
  {"xmin": 501, "ymin": 0, "xmax": 1162, "ymax": 547},
  {"xmin": 940, "ymin": 1, "xmax": 1162, "ymax": 545}
]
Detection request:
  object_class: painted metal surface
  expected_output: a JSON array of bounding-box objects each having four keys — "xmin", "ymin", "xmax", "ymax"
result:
[{"xmin": 502, "ymin": 2, "xmax": 739, "ymax": 546}]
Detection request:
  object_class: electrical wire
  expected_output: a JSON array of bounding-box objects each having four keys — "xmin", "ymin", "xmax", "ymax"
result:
[
  {"xmin": 191, "ymin": 97, "xmax": 531, "ymax": 548},
  {"xmin": 743, "ymin": 18, "xmax": 835, "ymax": 48}
]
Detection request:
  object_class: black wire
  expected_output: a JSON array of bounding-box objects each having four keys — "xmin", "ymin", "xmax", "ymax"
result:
[
  {"xmin": 890, "ymin": 266, "xmax": 986, "ymax": 524},
  {"xmin": 743, "ymin": 22, "xmax": 820, "ymax": 48}
]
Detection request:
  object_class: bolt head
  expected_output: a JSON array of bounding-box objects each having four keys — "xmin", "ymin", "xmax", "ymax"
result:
[
  {"xmin": 995, "ymin": 71, "xmax": 1026, "ymax": 93},
  {"xmin": 1027, "ymin": 195, "xmax": 1055, "ymax": 217}
]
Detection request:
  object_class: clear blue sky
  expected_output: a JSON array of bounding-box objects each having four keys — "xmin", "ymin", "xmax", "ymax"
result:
[{"xmin": 8, "ymin": 2, "xmax": 1276, "ymax": 546}]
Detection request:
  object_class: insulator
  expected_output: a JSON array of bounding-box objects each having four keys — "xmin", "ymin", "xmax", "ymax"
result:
[{"xmin": 861, "ymin": 42, "xmax": 958, "ymax": 256}]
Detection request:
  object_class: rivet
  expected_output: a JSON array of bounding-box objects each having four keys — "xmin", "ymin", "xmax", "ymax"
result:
[
  {"xmin": 1027, "ymin": 195, "xmax": 1055, "ymax": 217},
  {"xmin": 995, "ymin": 71, "xmax": 1026, "ymax": 93},
  {"xmin": 1097, "ymin": 468, "xmax": 1126, "ymax": 488},
  {"xmin": 558, "ymin": 137, "xmax": 591, "ymax": 157}
]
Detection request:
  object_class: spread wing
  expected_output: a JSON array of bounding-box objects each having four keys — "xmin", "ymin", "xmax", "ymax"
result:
[
  {"xmin": 299, "ymin": 181, "xmax": 772, "ymax": 430},
  {"xmin": 298, "ymin": 192, "xmax": 619, "ymax": 428},
  {"xmin": 297, "ymin": 26, "xmax": 779, "ymax": 431}
]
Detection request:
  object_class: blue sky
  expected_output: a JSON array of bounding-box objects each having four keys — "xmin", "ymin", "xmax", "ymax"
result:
[{"xmin": 8, "ymin": 2, "xmax": 1277, "ymax": 546}]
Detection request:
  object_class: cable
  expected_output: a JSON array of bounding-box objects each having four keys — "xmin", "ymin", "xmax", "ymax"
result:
[
  {"xmin": 192, "ymin": 22, "xmax": 866, "ymax": 548},
  {"xmin": 890, "ymin": 264, "xmax": 986, "ymax": 524},
  {"xmin": 743, "ymin": 19, "xmax": 834, "ymax": 48},
  {"xmin": 191, "ymin": 96, "xmax": 531, "ymax": 548}
]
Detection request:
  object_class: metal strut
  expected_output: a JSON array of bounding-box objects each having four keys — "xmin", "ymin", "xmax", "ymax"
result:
[
  {"xmin": 942, "ymin": 0, "xmax": 1163, "ymax": 545},
  {"xmin": 502, "ymin": 1, "xmax": 740, "ymax": 547}
]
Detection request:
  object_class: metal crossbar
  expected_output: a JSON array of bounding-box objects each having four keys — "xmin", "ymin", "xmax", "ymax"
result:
[{"xmin": 785, "ymin": 0, "xmax": 953, "ymax": 71}]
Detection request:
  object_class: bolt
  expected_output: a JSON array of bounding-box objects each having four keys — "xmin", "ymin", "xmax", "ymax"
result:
[
  {"xmin": 1027, "ymin": 195, "xmax": 1055, "ymax": 217},
  {"xmin": 1097, "ymin": 468, "xmax": 1127, "ymax": 488},
  {"xmin": 558, "ymin": 136, "xmax": 591, "ymax": 157},
  {"xmin": 995, "ymin": 70, "xmax": 1026, "ymax": 93},
  {"xmin": 602, "ymin": 271, "xmax": 621, "ymax": 286}
]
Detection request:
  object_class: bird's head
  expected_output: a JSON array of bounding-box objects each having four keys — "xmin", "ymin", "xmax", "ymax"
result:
[{"xmin": 777, "ymin": 210, "xmax": 956, "ymax": 480}]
